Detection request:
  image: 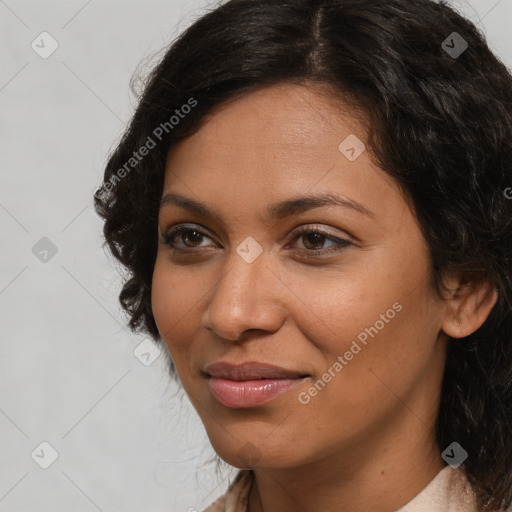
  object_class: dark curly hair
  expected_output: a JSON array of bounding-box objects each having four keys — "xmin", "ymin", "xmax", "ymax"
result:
[{"xmin": 94, "ymin": 0, "xmax": 512, "ymax": 508}]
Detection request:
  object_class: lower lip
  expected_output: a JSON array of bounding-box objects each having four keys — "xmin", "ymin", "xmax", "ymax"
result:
[{"xmin": 208, "ymin": 377, "xmax": 306, "ymax": 408}]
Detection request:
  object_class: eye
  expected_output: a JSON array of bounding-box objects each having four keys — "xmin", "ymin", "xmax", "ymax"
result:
[
  {"xmin": 161, "ymin": 224, "xmax": 216, "ymax": 251},
  {"xmin": 287, "ymin": 225, "xmax": 352, "ymax": 257},
  {"xmin": 160, "ymin": 223, "xmax": 353, "ymax": 258}
]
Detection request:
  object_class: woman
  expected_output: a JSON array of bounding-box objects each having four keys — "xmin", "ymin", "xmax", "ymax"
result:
[{"xmin": 94, "ymin": 0, "xmax": 512, "ymax": 510}]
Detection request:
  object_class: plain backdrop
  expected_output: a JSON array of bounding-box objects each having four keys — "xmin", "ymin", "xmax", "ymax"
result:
[{"xmin": 1, "ymin": 1, "xmax": 511, "ymax": 511}]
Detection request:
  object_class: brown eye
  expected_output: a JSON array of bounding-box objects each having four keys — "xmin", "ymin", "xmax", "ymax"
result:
[
  {"xmin": 180, "ymin": 229, "xmax": 203, "ymax": 247},
  {"xmin": 289, "ymin": 226, "xmax": 353, "ymax": 258},
  {"xmin": 301, "ymin": 232, "xmax": 326, "ymax": 250},
  {"xmin": 162, "ymin": 225, "xmax": 215, "ymax": 250}
]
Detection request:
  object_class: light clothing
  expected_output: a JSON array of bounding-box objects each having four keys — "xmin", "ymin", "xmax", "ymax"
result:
[{"xmin": 202, "ymin": 465, "xmax": 484, "ymax": 512}]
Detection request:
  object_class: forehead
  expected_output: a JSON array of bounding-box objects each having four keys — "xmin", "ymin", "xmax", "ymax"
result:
[
  {"xmin": 171, "ymin": 83, "xmax": 364, "ymax": 160},
  {"xmin": 162, "ymin": 83, "xmax": 405, "ymax": 229},
  {"xmin": 165, "ymin": 83, "xmax": 371, "ymax": 184}
]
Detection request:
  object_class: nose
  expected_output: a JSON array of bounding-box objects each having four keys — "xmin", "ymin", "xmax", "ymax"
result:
[{"xmin": 202, "ymin": 249, "xmax": 287, "ymax": 341}]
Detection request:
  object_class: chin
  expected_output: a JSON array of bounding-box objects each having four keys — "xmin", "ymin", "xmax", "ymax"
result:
[{"xmin": 210, "ymin": 436, "xmax": 302, "ymax": 470}]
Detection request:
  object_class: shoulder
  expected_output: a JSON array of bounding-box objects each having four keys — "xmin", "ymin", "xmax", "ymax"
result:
[
  {"xmin": 201, "ymin": 466, "xmax": 511, "ymax": 512},
  {"xmin": 398, "ymin": 465, "xmax": 484, "ymax": 512}
]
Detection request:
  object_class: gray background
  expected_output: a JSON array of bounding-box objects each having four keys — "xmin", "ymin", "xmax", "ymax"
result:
[{"xmin": 1, "ymin": 1, "xmax": 511, "ymax": 511}]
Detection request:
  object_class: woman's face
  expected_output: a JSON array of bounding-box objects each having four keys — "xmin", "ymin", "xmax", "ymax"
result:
[{"xmin": 152, "ymin": 83, "xmax": 449, "ymax": 471}]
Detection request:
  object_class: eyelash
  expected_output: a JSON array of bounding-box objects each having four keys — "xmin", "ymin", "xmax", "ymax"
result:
[{"xmin": 160, "ymin": 224, "xmax": 352, "ymax": 258}]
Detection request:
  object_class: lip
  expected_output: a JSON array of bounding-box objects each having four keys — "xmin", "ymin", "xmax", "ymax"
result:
[
  {"xmin": 204, "ymin": 361, "xmax": 307, "ymax": 380},
  {"xmin": 204, "ymin": 361, "xmax": 309, "ymax": 408}
]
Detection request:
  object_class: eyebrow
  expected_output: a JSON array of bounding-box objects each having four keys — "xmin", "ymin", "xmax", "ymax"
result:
[{"xmin": 159, "ymin": 192, "xmax": 374, "ymax": 221}]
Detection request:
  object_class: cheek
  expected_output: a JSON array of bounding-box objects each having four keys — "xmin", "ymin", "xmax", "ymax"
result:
[
  {"xmin": 285, "ymin": 265, "xmax": 398, "ymax": 354},
  {"xmin": 294, "ymin": 258, "xmax": 441, "ymax": 392},
  {"xmin": 151, "ymin": 256, "xmax": 198, "ymax": 355},
  {"xmin": 316, "ymin": 286, "xmax": 441, "ymax": 410}
]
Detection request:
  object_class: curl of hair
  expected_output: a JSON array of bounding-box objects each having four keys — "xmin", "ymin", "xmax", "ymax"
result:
[{"xmin": 94, "ymin": 0, "xmax": 512, "ymax": 508}]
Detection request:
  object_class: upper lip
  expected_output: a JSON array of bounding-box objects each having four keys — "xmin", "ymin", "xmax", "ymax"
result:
[{"xmin": 204, "ymin": 361, "xmax": 308, "ymax": 381}]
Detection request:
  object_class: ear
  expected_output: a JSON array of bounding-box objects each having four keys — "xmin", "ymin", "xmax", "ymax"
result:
[{"xmin": 441, "ymin": 272, "xmax": 498, "ymax": 339}]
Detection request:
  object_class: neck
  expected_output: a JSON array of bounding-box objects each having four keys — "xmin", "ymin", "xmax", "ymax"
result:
[{"xmin": 247, "ymin": 413, "xmax": 446, "ymax": 512}]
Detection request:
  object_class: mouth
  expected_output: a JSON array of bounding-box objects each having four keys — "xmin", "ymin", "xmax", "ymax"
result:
[{"xmin": 203, "ymin": 361, "xmax": 310, "ymax": 408}]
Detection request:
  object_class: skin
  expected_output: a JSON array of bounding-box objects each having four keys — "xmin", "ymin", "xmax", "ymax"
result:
[{"xmin": 151, "ymin": 83, "xmax": 497, "ymax": 512}]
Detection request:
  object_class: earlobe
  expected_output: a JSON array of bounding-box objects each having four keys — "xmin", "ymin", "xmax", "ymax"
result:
[{"xmin": 441, "ymin": 275, "xmax": 498, "ymax": 339}]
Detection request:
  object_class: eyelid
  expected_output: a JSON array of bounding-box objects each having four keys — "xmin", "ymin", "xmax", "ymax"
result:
[{"xmin": 289, "ymin": 223, "xmax": 354, "ymax": 243}]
